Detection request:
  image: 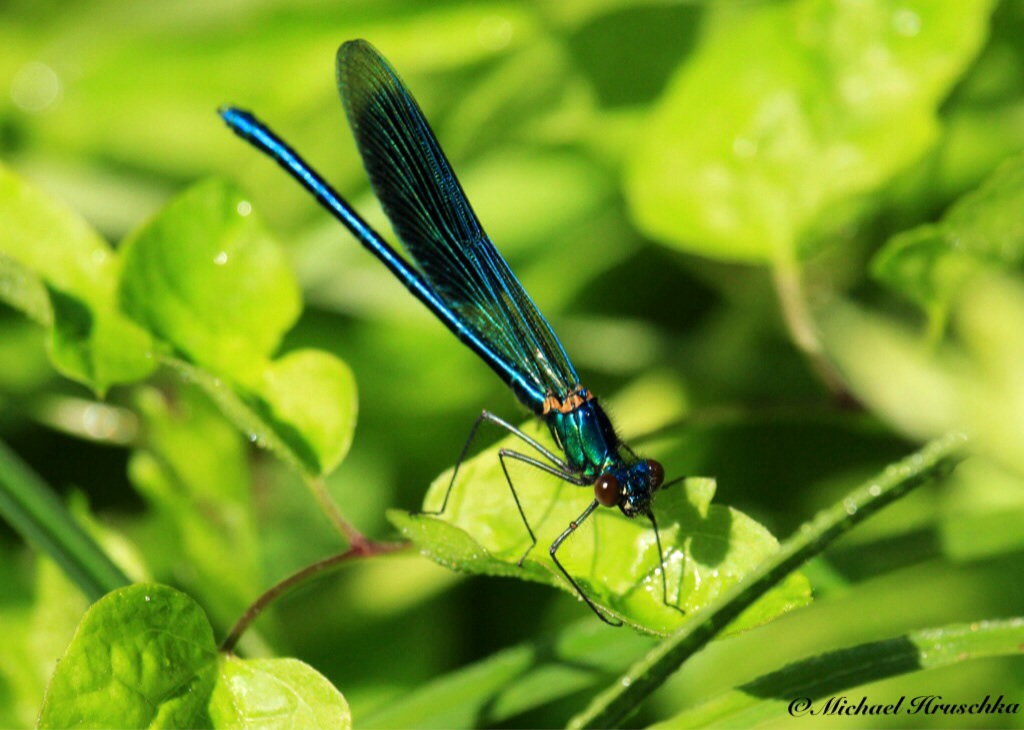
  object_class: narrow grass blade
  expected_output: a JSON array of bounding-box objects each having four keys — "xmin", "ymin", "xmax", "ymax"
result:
[{"xmin": 0, "ymin": 439, "xmax": 128, "ymax": 601}]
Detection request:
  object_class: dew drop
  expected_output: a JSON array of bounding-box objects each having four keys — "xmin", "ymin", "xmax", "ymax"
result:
[
  {"xmin": 621, "ymin": 677, "xmax": 632, "ymax": 687},
  {"xmin": 236, "ymin": 200, "xmax": 252, "ymax": 217},
  {"xmin": 868, "ymin": 484, "xmax": 881, "ymax": 497},
  {"xmin": 144, "ymin": 595, "xmax": 151, "ymax": 602},
  {"xmin": 214, "ymin": 251, "xmax": 228, "ymax": 266}
]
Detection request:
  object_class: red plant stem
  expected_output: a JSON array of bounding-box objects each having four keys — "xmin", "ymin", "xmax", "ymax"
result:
[{"xmin": 220, "ymin": 539, "xmax": 409, "ymax": 654}]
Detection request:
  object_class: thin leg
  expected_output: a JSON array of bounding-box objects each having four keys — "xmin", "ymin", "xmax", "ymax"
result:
[
  {"xmin": 498, "ymin": 449, "xmax": 589, "ymax": 565},
  {"xmin": 424, "ymin": 410, "xmax": 571, "ymax": 517},
  {"xmin": 550, "ymin": 499, "xmax": 623, "ymax": 627},
  {"xmin": 648, "ymin": 511, "xmax": 686, "ymax": 617}
]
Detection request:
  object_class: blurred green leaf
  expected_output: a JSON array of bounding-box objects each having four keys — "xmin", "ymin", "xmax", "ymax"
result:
[
  {"xmin": 0, "ymin": 557, "xmax": 87, "ymax": 729},
  {"xmin": 165, "ymin": 355, "xmax": 353, "ymax": 477},
  {"xmin": 819, "ymin": 302, "xmax": 962, "ymax": 441},
  {"xmin": 823, "ymin": 274, "xmax": 1024, "ymax": 477},
  {"xmin": 874, "ymin": 153, "xmax": 1024, "ymax": 322},
  {"xmin": 0, "ymin": 253, "xmax": 50, "ymax": 325},
  {"xmin": 210, "ymin": 657, "xmax": 351, "ymax": 730},
  {"xmin": 38, "ymin": 583, "xmax": 218, "ymax": 729},
  {"xmin": 128, "ymin": 385, "xmax": 260, "ymax": 625},
  {"xmin": 257, "ymin": 350, "xmax": 358, "ymax": 476},
  {"xmin": 0, "ymin": 163, "xmax": 156, "ymax": 392},
  {"xmin": 364, "ymin": 618, "xmax": 654, "ymax": 729},
  {"xmin": 654, "ymin": 618, "xmax": 1024, "ymax": 729},
  {"xmin": 626, "ymin": 0, "xmax": 994, "ymax": 263},
  {"xmin": 39, "ymin": 583, "xmax": 350, "ymax": 729},
  {"xmin": 389, "ymin": 422, "xmax": 810, "ymax": 636},
  {"xmin": 119, "ymin": 179, "xmax": 301, "ymax": 387}
]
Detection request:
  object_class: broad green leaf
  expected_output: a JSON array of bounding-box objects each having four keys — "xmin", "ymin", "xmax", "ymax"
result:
[
  {"xmin": 119, "ymin": 179, "xmax": 301, "ymax": 387},
  {"xmin": 627, "ymin": 0, "xmax": 993, "ymax": 263},
  {"xmin": 210, "ymin": 657, "xmax": 351, "ymax": 730},
  {"xmin": 38, "ymin": 584, "xmax": 218, "ymax": 729},
  {"xmin": 874, "ymin": 153, "xmax": 1024, "ymax": 321},
  {"xmin": 114, "ymin": 179, "xmax": 355, "ymax": 476},
  {"xmin": 0, "ymin": 163, "xmax": 155, "ymax": 392},
  {"xmin": 257, "ymin": 350, "xmax": 358, "ymax": 476},
  {"xmin": 389, "ymin": 422, "xmax": 810, "ymax": 635},
  {"xmin": 654, "ymin": 618, "xmax": 1024, "ymax": 729},
  {"xmin": 38, "ymin": 584, "xmax": 352, "ymax": 729},
  {"xmin": 128, "ymin": 386, "xmax": 260, "ymax": 624},
  {"xmin": 166, "ymin": 354, "xmax": 356, "ymax": 477}
]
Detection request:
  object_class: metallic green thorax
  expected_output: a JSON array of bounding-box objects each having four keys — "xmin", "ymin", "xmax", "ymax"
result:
[
  {"xmin": 547, "ymin": 398, "xmax": 619, "ymax": 480},
  {"xmin": 546, "ymin": 397, "xmax": 658, "ymax": 517}
]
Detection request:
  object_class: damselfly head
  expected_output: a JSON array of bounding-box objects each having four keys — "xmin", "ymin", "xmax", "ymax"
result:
[{"xmin": 594, "ymin": 457, "xmax": 665, "ymax": 517}]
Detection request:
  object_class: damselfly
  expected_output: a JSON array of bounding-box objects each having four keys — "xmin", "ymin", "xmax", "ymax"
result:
[{"xmin": 221, "ymin": 40, "xmax": 683, "ymax": 625}]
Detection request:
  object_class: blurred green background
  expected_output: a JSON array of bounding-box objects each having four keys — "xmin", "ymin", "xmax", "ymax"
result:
[{"xmin": 2, "ymin": 0, "xmax": 1024, "ymax": 727}]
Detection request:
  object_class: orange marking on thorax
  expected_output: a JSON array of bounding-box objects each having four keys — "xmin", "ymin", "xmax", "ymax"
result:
[{"xmin": 542, "ymin": 385, "xmax": 593, "ymax": 415}]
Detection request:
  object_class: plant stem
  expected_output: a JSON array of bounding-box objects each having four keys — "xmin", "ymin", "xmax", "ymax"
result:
[
  {"xmin": 567, "ymin": 431, "xmax": 968, "ymax": 729},
  {"xmin": 220, "ymin": 539, "xmax": 409, "ymax": 654},
  {"xmin": 307, "ymin": 475, "xmax": 368, "ymax": 548},
  {"xmin": 0, "ymin": 439, "xmax": 129, "ymax": 601}
]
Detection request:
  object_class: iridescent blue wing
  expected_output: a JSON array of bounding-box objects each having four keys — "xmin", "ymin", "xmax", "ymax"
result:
[{"xmin": 337, "ymin": 40, "xmax": 580, "ymax": 408}]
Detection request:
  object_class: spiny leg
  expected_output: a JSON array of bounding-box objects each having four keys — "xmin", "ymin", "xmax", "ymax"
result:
[
  {"xmin": 424, "ymin": 409, "xmax": 571, "ymax": 516},
  {"xmin": 648, "ymin": 511, "xmax": 686, "ymax": 617},
  {"xmin": 498, "ymin": 448, "xmax": 589, "ymax": 565},
  {"xmin": 550, "ymin": 499, "xmax": 623, "ymax": 627}
]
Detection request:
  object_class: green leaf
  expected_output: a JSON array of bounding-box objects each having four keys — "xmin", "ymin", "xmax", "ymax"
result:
[
  {"xmin": 388, "ymin": 422, "xmax": 810, "ymax": 635},
  {"xmin": 363, "ymin": 619, "xmax": 654, "ymax": 729},
  {"xmin": 115, "ymin": 180, "xmax": 355, "ymax": 476},
  {"xmin": 256, "ymin": 350, "xmax": 358, "ymax": 476},
  {"xmin": 210, "ymin": 657, "xmax": 351, "ymax": 730},
  {"xmin": 165, "ymin": 354, "xmax": 356, "ymax": 477},
  {"xmin": 0, "ymin": 252, "xmax": 50, "ymax": 325},
  {"xmin": 38, "ymin": 584, "xmax": 218, "ymax": 729},
  {"xmin": 129, "ymin": 386, "xmax": 261, "ymax": 624},
  {"xmin": 654, "ymin": 618, "xmax": 1024, "ymax": 729},
  {"xmin": 626, "ymin": 0, "xmax": 994, "ymax": 263},
  {"xmin": 874, "ymin": 153, "xmax": 1024, "ymax": 319},
  {"xmin": 38, "ymin": 584, "xmax": 351, "ymax": 729},
  {"xmin": 119, "ymin": 178, "xmax": 301, "ymax": 387},
  {"xmin": 0, "ymin": 556, "xmax": 89, "ymax": 729},
  {"xmin": 0, "ymin": 163, "xmax": 156, "ymax": 392}
]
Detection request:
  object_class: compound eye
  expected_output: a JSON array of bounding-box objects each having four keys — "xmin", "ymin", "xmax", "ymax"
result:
[
  {"xmin": 594, "ymin": 473, "xmax": 621, "ymax": 507},
  {"xmin": 647, "ymin": 459, "xmax": 665, "ymax": 490}
]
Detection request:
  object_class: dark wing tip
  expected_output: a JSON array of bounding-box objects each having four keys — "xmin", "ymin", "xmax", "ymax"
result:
[{"xmin": 336, "ymin": 39, "xmax": 385, "ymax": 92}]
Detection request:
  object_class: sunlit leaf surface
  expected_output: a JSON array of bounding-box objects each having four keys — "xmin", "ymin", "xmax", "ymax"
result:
[{"xmin": 391, "ymin": 422, "xmax": 810, "ymax": 635}]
